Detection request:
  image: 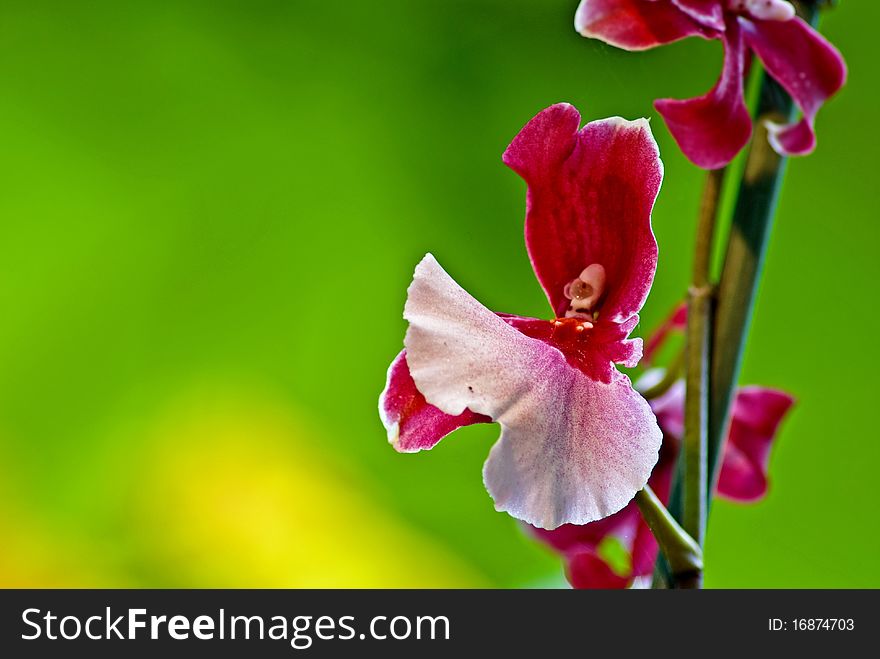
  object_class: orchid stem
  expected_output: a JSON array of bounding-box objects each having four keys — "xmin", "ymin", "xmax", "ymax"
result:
[
  {"xmin": 682, "ymin": 168, "xmax": 724, "ymax": 563},
  {"xmin": 635, "ymin": 486, "xmax": 703, "ymax": 588},
  {"xmin": 692, "ymin": 169, "xmax": 725, "ymax": 289},
  {"xmin": 707, "ymin": 1, "xmax": 821, "ymax": 503}
]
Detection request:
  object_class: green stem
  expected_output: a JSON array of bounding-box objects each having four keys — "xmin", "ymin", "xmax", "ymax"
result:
[
  {"xmin": 692, "ymin": 169, "xmax": 725, "ymax": 288},
  {"xmin": 683, "ymin": 168, "xmax": 724, "ymax": 553},
  {"xmin": 707, "ymin": 1, "xmax": 821, "ymax": 502},
  {"xmin": 635, "ymin": 486, "xmax": 703, "ymax": 588}
]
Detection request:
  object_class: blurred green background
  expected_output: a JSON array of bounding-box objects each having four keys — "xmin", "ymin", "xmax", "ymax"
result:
[{"xmin": 0, "ymin": 0, "xmax": 875, "ymax": 588}]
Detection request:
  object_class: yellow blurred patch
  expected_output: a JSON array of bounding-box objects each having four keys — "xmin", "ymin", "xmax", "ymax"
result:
[
  {"xmin": 127, "ymin": 386, "xmax": 487, "ymax": 587},
  {"xmin": 0, "ymin": 458, "xmax": 111, "ymax": 587}
]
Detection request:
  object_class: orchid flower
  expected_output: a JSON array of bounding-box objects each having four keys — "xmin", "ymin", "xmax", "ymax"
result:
[
  {"xmin": 531, "ymin": 306, "xmax": 794, "ymax": 587},
  {"xmin": 379, "ymin": 103, "xmax": 665, "ymax": 530},
  {"xmin": 575, "ymin": 0, "xmax": 847, "ymax": 168}
]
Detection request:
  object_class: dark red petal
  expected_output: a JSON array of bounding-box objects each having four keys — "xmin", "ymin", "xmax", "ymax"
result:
[
  {"xmin": 530, "ymin": 504, "xmax": 641, "ymax": 589},
  {"xmin": 530, "ymin": 502, "xmax": 640, "ymax": 556},
  {"xmin": 717, "ymin": 387, "xmax": 795, "ymax": 501},
  {"xmin": 568, "ymin": 552, "xmax": 632, "ymax": 589},
  {"xmin": 655, "ymin": 16, "xmax": 752, "ymax": 169},
  {"xmin": 379, "ymin": 350, "xmax": 489, "ymax": 453},
  {"xmin": 671, "ymin": 0, "xmax": 726, "ymax": 32},
  {"xmin": 742, "ymin": 16, "xmax": 847, "ymax": 157},
  {"xmin": 503, "ymin": 104, "xmax": 662, "ymax": 322},
  {"xmin": 575, "ymin": 0, "xmax": 719, "ymax": 51}
]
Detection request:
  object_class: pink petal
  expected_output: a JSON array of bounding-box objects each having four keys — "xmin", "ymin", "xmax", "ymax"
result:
[
  {"xmin": 575, "ymin": 0, "xmax": 718, "ymax": 51},
  {"xmin": 379, "ymin": 350, "xmax": 489, "ymax": 453},
  {"xmin": 503, "ymin": 104, "xmax": 662, "ymax": 322},
  {"xmin": 403, "ymin": 254, "xmax": 662, "ymax": 529},
  {"xmin": 655, "ymin": 16, "xmax": 752, "ymax": 169},
  {"xmin": 717, "ymin": 387, "xmax": 794, "ymax": 501},
  {"xmin": 647, "ymin": 378, "xmax": 686, "ymax": 440},
  {"xmin": 671, "ymin": 0, "xmax": 726, "ymax": 32},
  {"xmin": 640, "ymin": 369, "xmax": 793, "ymax": 503},
  {"xmin": 643, "ymin": 302, "xmax": 687, "ymax": 364},
  {"xmin": 741, "ymin": 16, "xmax": 847, "ymax": 157}
]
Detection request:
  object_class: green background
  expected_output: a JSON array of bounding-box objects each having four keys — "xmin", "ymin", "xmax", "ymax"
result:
[{"xmin": 0, "ymin": 0, "xmax": 874, "ymax": 587}]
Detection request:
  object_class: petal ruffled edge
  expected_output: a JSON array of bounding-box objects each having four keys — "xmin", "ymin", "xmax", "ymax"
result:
[
  {"xmin": 481, "ymin": 367, "xmax": 662, "ymax": 529},
  {"xmin": 528, "ymin": 417, "xmax": 680, "ymax": 588},
  {"xmin": 575, "ymin": 0, "xmax": 719, "ymax": 51}
]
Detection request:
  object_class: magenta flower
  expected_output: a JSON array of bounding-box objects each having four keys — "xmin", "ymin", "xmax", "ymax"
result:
[
  {"xmin": 575, "ymin": 0, "xmax": 847, "ymax": 168},
  {"xmin": 531, "ymin": 307, "xmax": 794, "ymax": 587},
  {"xmin": 379, "ymin": 103, "xmax": 665, "ymax": 529}
]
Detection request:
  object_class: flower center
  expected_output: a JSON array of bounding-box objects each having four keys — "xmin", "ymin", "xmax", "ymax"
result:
[
  {"xmin": 727, "ymin": 0, "xmax": 795, "ymax": 21},
  {"xmin": 563, "ymin": 263, "xmax": 606, "ymax": 319},
  {"xmin": 552, "ymin": 317, "xmax": 595, "ymax": 337}
]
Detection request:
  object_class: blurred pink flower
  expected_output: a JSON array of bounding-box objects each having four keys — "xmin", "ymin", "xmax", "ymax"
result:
[
  {"xmin": 575, "ymin": 0, "xmax": 846, "ymax": 168},
  {"xmin": 531, "ymin": 305, "xmax": 794, "ymax": 587},
  {"xmin": 380, "ymin": 103, "xmax": 665, "ymax": 529}
]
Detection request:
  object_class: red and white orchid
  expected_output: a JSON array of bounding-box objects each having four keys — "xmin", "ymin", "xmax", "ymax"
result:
[
  {"xmin": 575, "ymin": 0, "xmax": 847, "ymax": 168},
  {"xmin": 531, "ymin": 306, "xmax": 794, "ymax": 587},
  {"xmin": 380, "ymin": 103, "xmax": 664, "ymax": 530}
]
